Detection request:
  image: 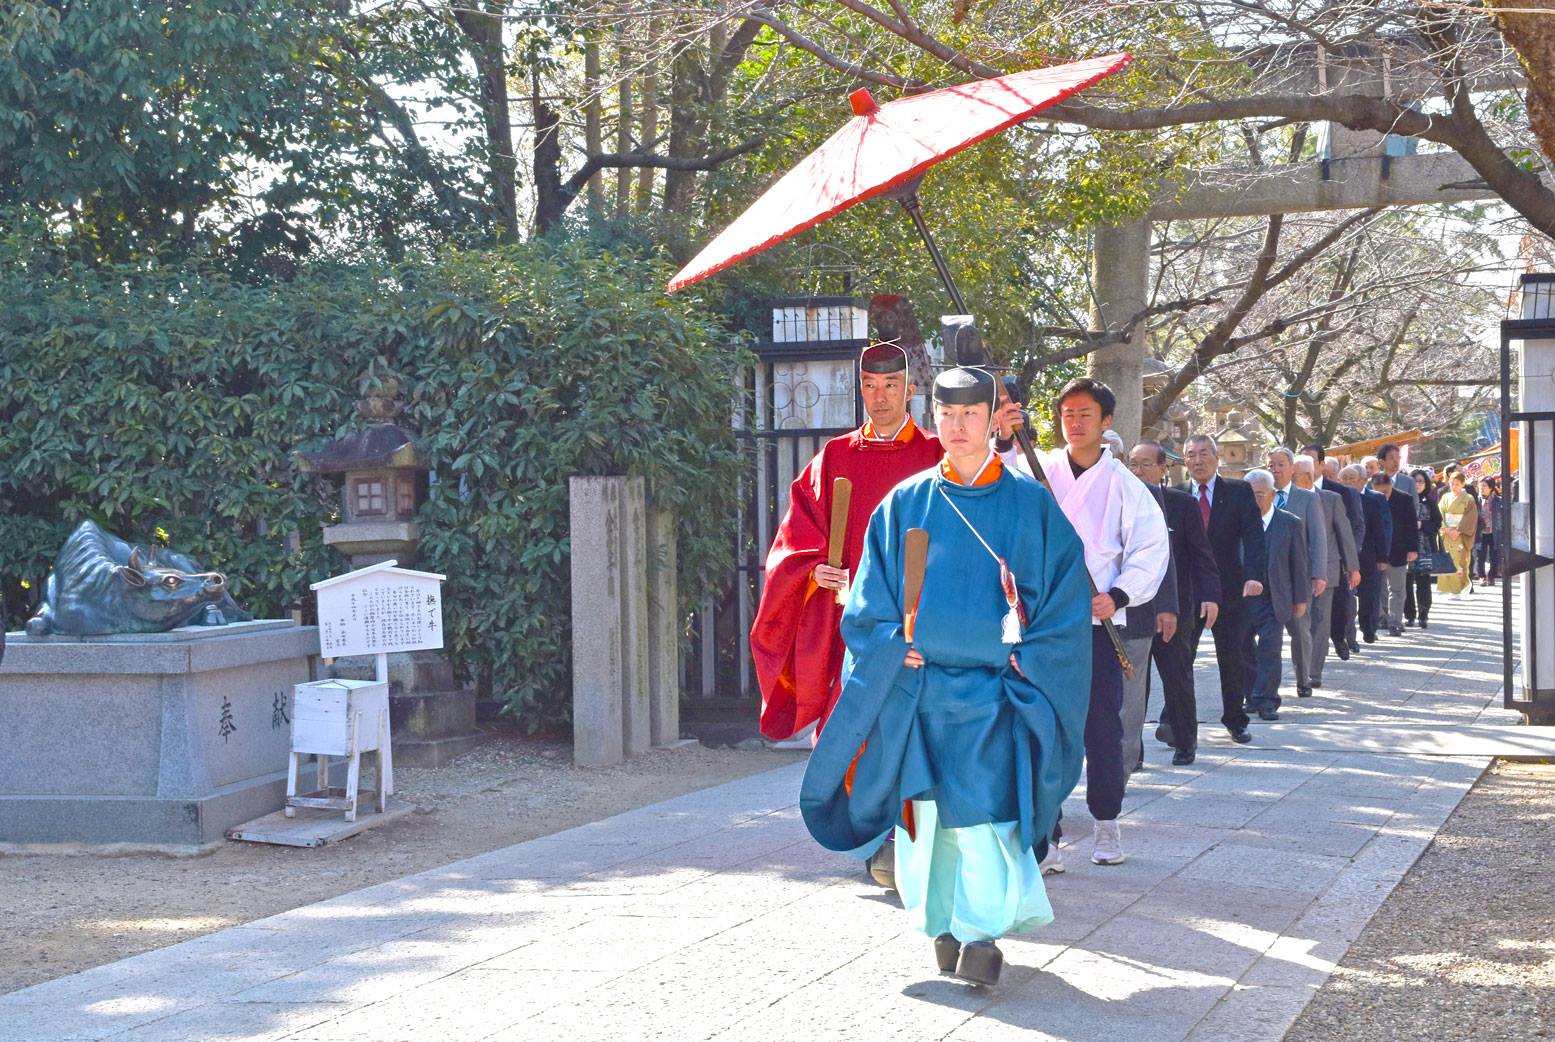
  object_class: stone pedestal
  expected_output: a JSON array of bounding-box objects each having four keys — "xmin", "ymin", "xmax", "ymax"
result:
[
  {"xmin": 327, "ymin": 650, "xmax": 482, "ymax": 767},
  {"xmin": 0, "ymin": 620, "xmax": 321, "ymax": 849}
]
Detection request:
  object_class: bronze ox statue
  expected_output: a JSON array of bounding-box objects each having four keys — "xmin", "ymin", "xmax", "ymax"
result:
[{"xmin": 26, "ymin": 521, "xmax": 253, "ymax": 636}]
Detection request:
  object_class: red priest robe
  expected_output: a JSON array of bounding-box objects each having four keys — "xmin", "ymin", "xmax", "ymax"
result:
[{"xmin": 752, "ymin": 418, "xmax": 941, "ymax": 740}]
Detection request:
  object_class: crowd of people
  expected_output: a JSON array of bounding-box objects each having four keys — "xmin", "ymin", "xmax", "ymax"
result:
[{"xmin": 747, "ymin": 341, "xmax": 1502, "ymax": 987}]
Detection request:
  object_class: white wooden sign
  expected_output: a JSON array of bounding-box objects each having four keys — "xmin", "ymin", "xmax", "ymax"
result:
[{"xmin": 311, "ymin": 561, "xmax": 445, "ymax": 658}]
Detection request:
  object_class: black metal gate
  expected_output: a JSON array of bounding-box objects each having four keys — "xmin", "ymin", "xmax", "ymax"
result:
[{"xmin": 683, "ymin": 297, "xmax": 870, "ymax": 704}]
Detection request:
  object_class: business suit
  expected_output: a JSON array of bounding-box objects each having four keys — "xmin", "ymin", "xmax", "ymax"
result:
[
  {"xmin": 1356, "ymin": 489, "xmax": 1390, "ymax": 639},
  {"xmin": 1150, "ymin": 486, "xmax": 1221, "ymax": 755},
  {"xmin": 1380, "ymin": 484, "xmax": 1420, "ymax": 631},
  {"xmin": 1120, "ymin": 484, "xmax": 1178, "ymax": 770},
  {"xmin": 1318, "ymin": 477, "xmax": 1365, "ymax": 650},
  {"xmin": 1305, "ymin": 486, "xmax": 1357, "ymax": 685},
  {"xmin": 1179, "ymin": 474, "xmax": 1266, "ymax": 733},
  {"xmin": 1273, "ymin": 483, "xmax": 1325, "ymax": 691},
  {"xmin": 1247, "ymin": 507, "xmax": 1311, "ymax": 714}
]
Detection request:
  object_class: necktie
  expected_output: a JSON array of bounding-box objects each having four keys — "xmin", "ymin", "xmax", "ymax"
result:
[
  {"xmin": 1198, "ymin": 483, "xmax": 1211, "ymax": 529},
  {"xmin": 1276, "ymin": 488, "xmax": 1288, "ymax": 510}
]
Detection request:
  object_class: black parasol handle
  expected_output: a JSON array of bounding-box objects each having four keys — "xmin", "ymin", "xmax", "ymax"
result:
[{"xmin": 901, "ymin": 193, "xmax": 1135, "ymax": 680}]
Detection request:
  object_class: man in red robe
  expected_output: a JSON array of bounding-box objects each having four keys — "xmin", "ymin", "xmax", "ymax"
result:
[{"xmin": 751, "ymin": 341, "xmax": 941, "ymax": 743}]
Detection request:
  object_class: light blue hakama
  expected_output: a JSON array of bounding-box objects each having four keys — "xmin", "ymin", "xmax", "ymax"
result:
[{"xmin": 893, "ymin": 799, "xmax": 1053, "ymax": 943}]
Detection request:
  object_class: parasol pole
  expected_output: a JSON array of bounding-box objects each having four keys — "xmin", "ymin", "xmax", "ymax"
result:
[{"xmin": 895, "ymin": 189, "xmax": 1136, "ymax": 680}]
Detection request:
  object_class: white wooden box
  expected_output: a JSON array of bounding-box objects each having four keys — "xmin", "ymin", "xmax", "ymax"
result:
[{"xmin": 292, "ymin": 679, "xmax": 389, "ymax": 757}]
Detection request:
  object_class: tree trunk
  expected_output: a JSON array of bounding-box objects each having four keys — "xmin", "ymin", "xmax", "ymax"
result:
[
  {"xmin": 663, "ymin": 34, "xmax": 705, "ymax": 214},
  {"xmin": 533, "ymin": 70, "xmax": 565, "ymax": 235},
  {"xmin": 584, "ymin": 37, "xmax": 604, "ymax": 218},
  {"xmin": 616, "ymin": 31, "xmax": 634, "ymax": 216},
  {"xmin": 451, "ymin": 2, "xmax": 518, "ymax": 241},
  {"xmin": 636, "ymin": 16, "xmax": 662, "ymax": 213}
]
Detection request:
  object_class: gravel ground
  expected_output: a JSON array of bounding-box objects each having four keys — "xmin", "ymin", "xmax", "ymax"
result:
[
  {"xmin": 0, "ymin": 725, "xmax": 803, "ymax": 996},
  {"xmin": 1284, "ymin": 760, "xmax": 1555, "ymax": 1042}
]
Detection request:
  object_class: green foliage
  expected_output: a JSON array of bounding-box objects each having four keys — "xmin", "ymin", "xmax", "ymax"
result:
[
  {"xmin": 0, "ymin": 237, "xmax": 745, "ymax": 729},
  {"xmin": 0, "ymin": 0, "xmax": 487, "ymax": 266}
]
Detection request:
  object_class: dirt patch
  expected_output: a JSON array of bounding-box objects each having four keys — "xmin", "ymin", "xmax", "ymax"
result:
[
  {"xmin": 1284, "ymin": 760, "xmax": 1555, "ymax": 1042},
  {"xmin": 0, "ymin": 727, "xmax": 803, "ymax": 996}
]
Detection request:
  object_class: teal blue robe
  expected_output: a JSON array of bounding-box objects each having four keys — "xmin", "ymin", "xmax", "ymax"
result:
[{"xmin": 799, "ymin": 464, "xmax": 1093, "ymax": 863}]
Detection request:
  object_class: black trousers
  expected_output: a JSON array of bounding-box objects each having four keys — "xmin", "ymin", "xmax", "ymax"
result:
[
  {"xmin": 1193, "ymin": 599, "xmax": 1251, "ymax": 732},
  {"xmin": 1150, "ymin": 623, "xmax": 1198, "ymax": 751},
  {"xmin": 1357, "ymin": 568, "xmax": 1383, "ymax": 637},
  {"xmin": 1330, "ymin": 583, "xmax": 1356, "ymax": 645},
  {"xmin": 1476, "ymin": 533, "xmax": 1499, "ymax": 580},
  {"xmin": 1404, "ymin": 572, "xmax": 1433, "ymax": 623}
]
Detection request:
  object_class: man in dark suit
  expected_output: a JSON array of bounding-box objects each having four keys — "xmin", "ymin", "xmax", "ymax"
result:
[
  {"xmin": 1373, "ymin": 470, "xmax": 1418, "ymax": 637},
  {"xmin": 1131, "ymin": 441, "xmax": 1221, "ymax": 765},
  {"xmin": 1305, "ymin": 446, "xmax": 1366, "ymax": 658},
  {"xmin": 1243, "ymin": 468, "xmax": 1311, "ymax": 720},
  {"xmin": 1179, "ymin": 433, "xmax": 1266, "ymax": 744},
  {"xmin": 1343, "ymin": 463, "xmax": 1391, "ymax": 643}
]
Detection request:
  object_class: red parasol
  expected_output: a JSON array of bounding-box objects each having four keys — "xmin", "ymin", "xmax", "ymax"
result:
[
  {"xmin": 667, "ymin": 52, "xmax": 1140, "ymax": 677},
  {"xmin": 666, "ymin": 53, "xmax": 1132, "ymax": 294}
]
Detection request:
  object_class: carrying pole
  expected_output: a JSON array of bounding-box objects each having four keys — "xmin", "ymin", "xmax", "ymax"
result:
[{"xmin": 897, "ymin": 191, "xmax": 1136, "ymax": 679}]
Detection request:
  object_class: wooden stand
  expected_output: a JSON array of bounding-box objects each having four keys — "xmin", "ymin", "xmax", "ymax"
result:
[{"xmin": 285, "ymin": 655, "xmax": 393, "ymax": 823}]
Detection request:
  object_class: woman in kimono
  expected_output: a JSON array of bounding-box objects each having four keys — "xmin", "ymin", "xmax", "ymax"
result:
[
  {"xmin": 1436, "ymin": 471, "xmax": 1479, "ymax": 595},
  {"xmin": 799, "ymin": 366, "xmax": 1093, "ymax": 986},
  {"xmin": 1404, "ymin": 470, "xmax": 1444, "ymax": 628}
]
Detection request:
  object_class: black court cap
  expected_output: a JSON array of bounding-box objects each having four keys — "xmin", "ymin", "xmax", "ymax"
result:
[
  {"xmin": 932, "ymin": 366, "xmax": 997, "ymax": 406},
  {"xmin": 860, "ymin": 341, "xmax": 908, "ymax": 374}
]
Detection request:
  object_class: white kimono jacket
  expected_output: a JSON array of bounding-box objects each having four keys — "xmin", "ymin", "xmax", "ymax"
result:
[{"xmin": 1002, "ymin": 446, "xmax": 1170, "ymax": 628}]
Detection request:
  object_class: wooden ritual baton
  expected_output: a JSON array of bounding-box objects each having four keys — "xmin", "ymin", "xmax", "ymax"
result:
[
  {"xmin": 902, "ymin": 528, "xmax": 929, "ymax": 645},
  {"xmin": 828, "ymin": 477, "xmax": 853, "ymax": 604}
]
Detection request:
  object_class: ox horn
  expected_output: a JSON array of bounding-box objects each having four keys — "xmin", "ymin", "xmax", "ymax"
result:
[{"xmin": 128, "ymin": 547, "xmax": 145, "ymax": 571}]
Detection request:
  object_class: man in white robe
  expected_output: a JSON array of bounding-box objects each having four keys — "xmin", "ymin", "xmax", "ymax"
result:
[{"xmin": 996, "ymin": 378, "xmax": 1169, "ymax": 867}]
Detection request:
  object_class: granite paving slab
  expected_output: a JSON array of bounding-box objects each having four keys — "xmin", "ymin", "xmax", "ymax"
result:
[{"xmin": 0, "ymin": 587, "xmax": 1534, "ymax": 1041}]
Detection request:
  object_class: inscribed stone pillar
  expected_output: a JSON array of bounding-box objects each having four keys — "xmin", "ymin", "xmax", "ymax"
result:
[
  {"xmin": 619, "ymin": 477, "xmax": 652, "ymax": 756},
  {"xmin": 645, "ymin": 507, "xmax": 680, "ymax": 746},
  {"xmin": 1088, "ymin": 218, "xmax": 1152, "ymax": 449},
  {"xmin": 570, "ymin": 477, "xmax": 626, "ymax": 766}
]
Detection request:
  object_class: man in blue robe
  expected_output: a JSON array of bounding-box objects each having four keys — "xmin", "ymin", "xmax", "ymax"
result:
[{"xmin": 800, "ymin": 366, "xmax": 1094, "ymax": 986}]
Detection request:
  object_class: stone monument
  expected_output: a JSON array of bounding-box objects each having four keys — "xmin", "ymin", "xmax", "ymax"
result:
[
  {"xmin": 297, "ymin": 375, "xmax": 482, "ymax": 767},
  {"xmin": 1, "ymin": 526, "xmax": 320, "ymax": 849}
]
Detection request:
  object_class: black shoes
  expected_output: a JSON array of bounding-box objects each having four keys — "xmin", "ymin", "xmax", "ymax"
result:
[
  {"xmin": 1420, "ymin": 618, "xmax": 1428, "ymax": 630},
  {"xmin": 1257, "ymin": 707, "xmax": 1280, "ymax": 721},
  {"xmin": 1334, "ymin": 636, "xmax": 1351, "ymax": 661},
  {"xmin": 1389, "ymin": 627, "xmax": 1405, "ymax": 637},
  {"xmin": 935, "ymin": 933, "xmax": 961, "ymax": 973},
  {"xmin": 867, "ymin": 839, "xmax": 896, "ymax": 891},
  {"xmin": 1172, "ymin": 746, "xmax": 1197, "ymax": 766},
  {"xmin": 955, "ymin": 941, "xmax": 1003, "ymax": 986},
  {"xmin": 1363, "ymin": 631, "xmax": 1377, "ymax": 643},
  {"xmin": 1228, "ymin": 727, "xmax": 1252, "ymax": 744},
  {"xmin": 1297, "ymin": 686, "xmax": 1313, "ymax": 698},
  {"xmin": 1155, "ymin": 722, "xmax": 1176, "ymax": 748},
  {"xmin": 1309, "ymin": 680, "xmax": 1322, "ymax": 690}
]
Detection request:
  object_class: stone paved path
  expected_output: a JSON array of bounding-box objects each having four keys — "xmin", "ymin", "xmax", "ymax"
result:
[{"xmin": 4, "ymin": 588, "xmax": 1549, "ymax": 1042}]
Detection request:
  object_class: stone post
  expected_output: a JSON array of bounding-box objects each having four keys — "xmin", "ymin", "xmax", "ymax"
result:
[
  {"xmin": 620, "ymin": 478, "xmax": 652, "ymax": 756},
  {"xmin": 646, "ymin": 507, "xmax": 680, "ymax": 746},
  {"xmin": 1088, "ymin": 218, "xmax": 1152, "ymax": 449},
  {"xmin": 570, "ymin": 477, "xmax": 627, "ymax": 766}
]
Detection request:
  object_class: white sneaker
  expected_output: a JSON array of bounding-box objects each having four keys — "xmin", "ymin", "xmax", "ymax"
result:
[
  {"xmin": 1091, "ymin": 819, "xmax": 1126, "ymax": 865},
  {"xmin": 1039, "ymin": 842, "xmax": 1066, "ymax": 875}
]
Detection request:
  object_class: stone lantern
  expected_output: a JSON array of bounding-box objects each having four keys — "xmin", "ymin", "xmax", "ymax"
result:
[
  {"xmin": 298, "ymin": 377, "xmax": 426, "ymax": 568},
  {"xmin": 296, "ymin": 375, "xmax": 481, "ymax": 767}
]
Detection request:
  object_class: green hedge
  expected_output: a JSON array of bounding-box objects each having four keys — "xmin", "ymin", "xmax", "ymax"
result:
[{"xmin": 0, "ymin": 238, "xmax": 747, "ymax": 728}]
